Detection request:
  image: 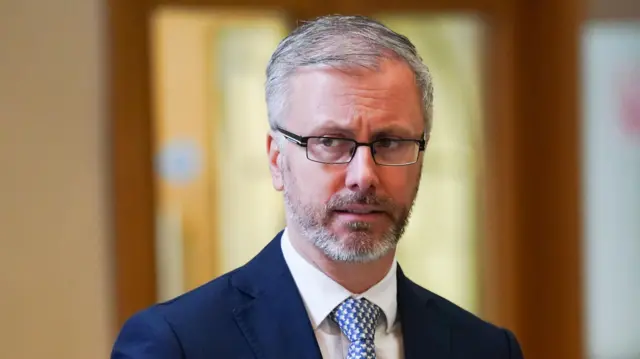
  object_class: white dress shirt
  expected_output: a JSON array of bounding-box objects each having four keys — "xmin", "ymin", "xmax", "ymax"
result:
[{"xmin": 281, "ymin": 228, "xmax": 404, "ymax": 359}]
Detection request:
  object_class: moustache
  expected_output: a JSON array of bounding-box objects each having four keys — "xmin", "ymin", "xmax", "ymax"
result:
[{"xmin": 325, "ymin": 192, "xmax": 396, "ymax": 213}]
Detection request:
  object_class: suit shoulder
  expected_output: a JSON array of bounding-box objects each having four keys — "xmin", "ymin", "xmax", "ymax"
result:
[
  {"xmin": 113, "ymin": 268, "xmax": 257, "ymax": 358},
  {"xmin": 408, "ymin": 281, "xmax": 499, "ymax": 330},
  {"xmin": 116, "ymin": 267, "xmax": 242, "ymax": 336},
  {"xmin": 410, "ymin": 282, "xmax": 523, "ymax": 359},
  {"xmin": 112, "ymin": 306, "xmax": 183, "ymax": 358},
  {"xmin": 155, "ymin": 268, "xmax": 242, "ymax": 320}
]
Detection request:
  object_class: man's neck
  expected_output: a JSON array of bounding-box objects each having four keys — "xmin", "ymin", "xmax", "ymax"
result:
[{"xmin": 286, "ymin": 227, "xmax": 396, "ymax": 294}]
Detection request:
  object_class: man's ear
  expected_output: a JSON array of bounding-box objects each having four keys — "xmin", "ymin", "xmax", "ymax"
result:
[{"xmin": 267, "ymin": 132, "xmax": 284, "ymax": 191}]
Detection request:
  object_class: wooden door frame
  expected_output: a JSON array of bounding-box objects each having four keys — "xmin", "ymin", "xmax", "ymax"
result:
[{"xmin": 108, "ymin": 0, "xmax": 584, "ymax": 357}]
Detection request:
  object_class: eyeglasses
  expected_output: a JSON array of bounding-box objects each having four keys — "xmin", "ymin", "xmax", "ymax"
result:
[{"xmin": 276, "ymin": 127, "xmax": 426, "ymax": 166}]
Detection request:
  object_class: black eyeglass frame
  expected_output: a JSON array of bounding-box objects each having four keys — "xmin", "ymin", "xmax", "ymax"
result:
[{"xmin": 276, "ymin": 126, "xmax": 427, "ymax": 166}]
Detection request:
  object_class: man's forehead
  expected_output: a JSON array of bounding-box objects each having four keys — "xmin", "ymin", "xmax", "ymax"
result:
[
  {"xmin": 286, "ymin": 62, "xmax": 420, "ymax": 111},
  {"xmin": 283, "ymin": 61, "xmax": 423, "ymax": 132},
  {"xmin": 288, "ymin": 58, "xmax": 413, "ymax": 82}
]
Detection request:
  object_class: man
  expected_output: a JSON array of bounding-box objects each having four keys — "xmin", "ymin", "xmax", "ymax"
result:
[{"xmin": 112, "ymin": 15, "xmax": 524, "ymax": 359}]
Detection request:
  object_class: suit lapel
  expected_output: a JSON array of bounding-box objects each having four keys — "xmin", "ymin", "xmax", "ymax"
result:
[
  {"xmin": 397, "ymin": 266, "xmax": 451, "ymax": 359},
  {"xmin": 231, "ymin": 232, "xmax": 323, "ymax": 359},
  {"xmin": 230, "ymin": 234, "xmax": 452, "ymax": 359}
]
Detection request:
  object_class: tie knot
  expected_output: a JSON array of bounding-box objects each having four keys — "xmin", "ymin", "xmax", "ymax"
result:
[{"xmin": 330, "ymin": 297, "xmax": 382, "ymax": 343}]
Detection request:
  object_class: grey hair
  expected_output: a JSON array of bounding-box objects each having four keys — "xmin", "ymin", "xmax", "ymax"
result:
[{"xmin": 265, "ymin": 15, "xmax": 434, "ymax": 136}]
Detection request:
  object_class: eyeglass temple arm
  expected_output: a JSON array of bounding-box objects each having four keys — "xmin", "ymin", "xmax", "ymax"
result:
[{"xmin": 276, "ymin": 127, "xmax": 307, "ymax": 147}]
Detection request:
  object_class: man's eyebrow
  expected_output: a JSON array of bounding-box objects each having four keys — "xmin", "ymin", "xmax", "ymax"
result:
[
  {"xmin": 308, "ymin": 122, "xmax": 357, "ymax": 136},
  {"xmin": 308, "ymin": 121, "xmax": 423, "ymax": 138},
  {"xmin": 372, "ymin": 125, "xmax": 422, "ymax": 138}
]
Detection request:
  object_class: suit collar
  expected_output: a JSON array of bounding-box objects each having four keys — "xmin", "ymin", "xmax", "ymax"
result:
[
  {"xmin": 230, "ymin": 231, "xmax": 323, "ymax": 359},
  {"xmin": 397, "ymin": 266, "xmax": 451, "ymax": 359}
]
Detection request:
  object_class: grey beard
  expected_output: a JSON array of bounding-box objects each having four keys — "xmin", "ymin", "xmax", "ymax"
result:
[
  {"xmin": 278, "ymin": 152, "xmax": 421, "ymax": 263},
  {"xmin": 283, "ymin": 183, "xmax": 414, "ymax": 264}
]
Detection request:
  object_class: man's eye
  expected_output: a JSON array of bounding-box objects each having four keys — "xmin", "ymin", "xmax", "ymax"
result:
[
  {"xmin": 319, "ymin": 138, "xmax": 338, "ymax": 147},
  {"xmin": 376, "ymin": 139, "xmax": 396, "ymax": 148}
]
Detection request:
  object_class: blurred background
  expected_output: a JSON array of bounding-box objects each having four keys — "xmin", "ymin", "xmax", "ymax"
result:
[{"xmin": 0, "ymin": 0, "xmax": 638, "ymax": 358}]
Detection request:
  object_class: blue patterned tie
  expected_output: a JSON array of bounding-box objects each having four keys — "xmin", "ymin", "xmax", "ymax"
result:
[{"xmin": 330, "ymin": 297, "xmax": 381, "ymax": 359}]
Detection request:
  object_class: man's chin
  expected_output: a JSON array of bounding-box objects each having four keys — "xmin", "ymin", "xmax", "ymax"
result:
[
  {"xmin": 318, "ymin": 237, "xmax": 397, "ymax": 263},
  {"xmin": 328, "ymin": 226, "xmax": 398, "ymax": 248}
]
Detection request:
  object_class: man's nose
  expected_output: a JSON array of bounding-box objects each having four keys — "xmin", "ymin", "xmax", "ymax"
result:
[{"xmin": 345, "ymin": 146, "xmax": 380, "ymax": 192}]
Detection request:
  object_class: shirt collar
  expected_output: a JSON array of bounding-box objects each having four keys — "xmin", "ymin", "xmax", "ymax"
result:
[{"xmin": 280, "ymin": 228, "xmax": 398, "ymax": 333}]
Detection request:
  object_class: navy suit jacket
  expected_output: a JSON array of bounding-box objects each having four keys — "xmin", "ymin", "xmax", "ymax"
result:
[{"xmin": 112, "ymin": 231, "xmax": 524, "ymax": 359}]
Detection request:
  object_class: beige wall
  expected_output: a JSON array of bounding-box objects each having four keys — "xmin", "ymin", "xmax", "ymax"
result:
[{"xmin": 0, "ymin": 0, "xmax": 114, "ymax": 358}]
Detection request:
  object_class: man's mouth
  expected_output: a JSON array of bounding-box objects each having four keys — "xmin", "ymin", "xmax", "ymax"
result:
[
  {"xmin": 333, "ymin": 204, "xmax": 387, "ymax": 216},
  {"xmin": 335, "ymin": 209, "xmax": 383, "ymax": 214}
]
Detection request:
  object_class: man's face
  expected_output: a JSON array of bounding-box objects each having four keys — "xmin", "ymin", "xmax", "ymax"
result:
[{"xmin": 268, "ymin": 59, "xmax": 425, "ymax": 263}]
